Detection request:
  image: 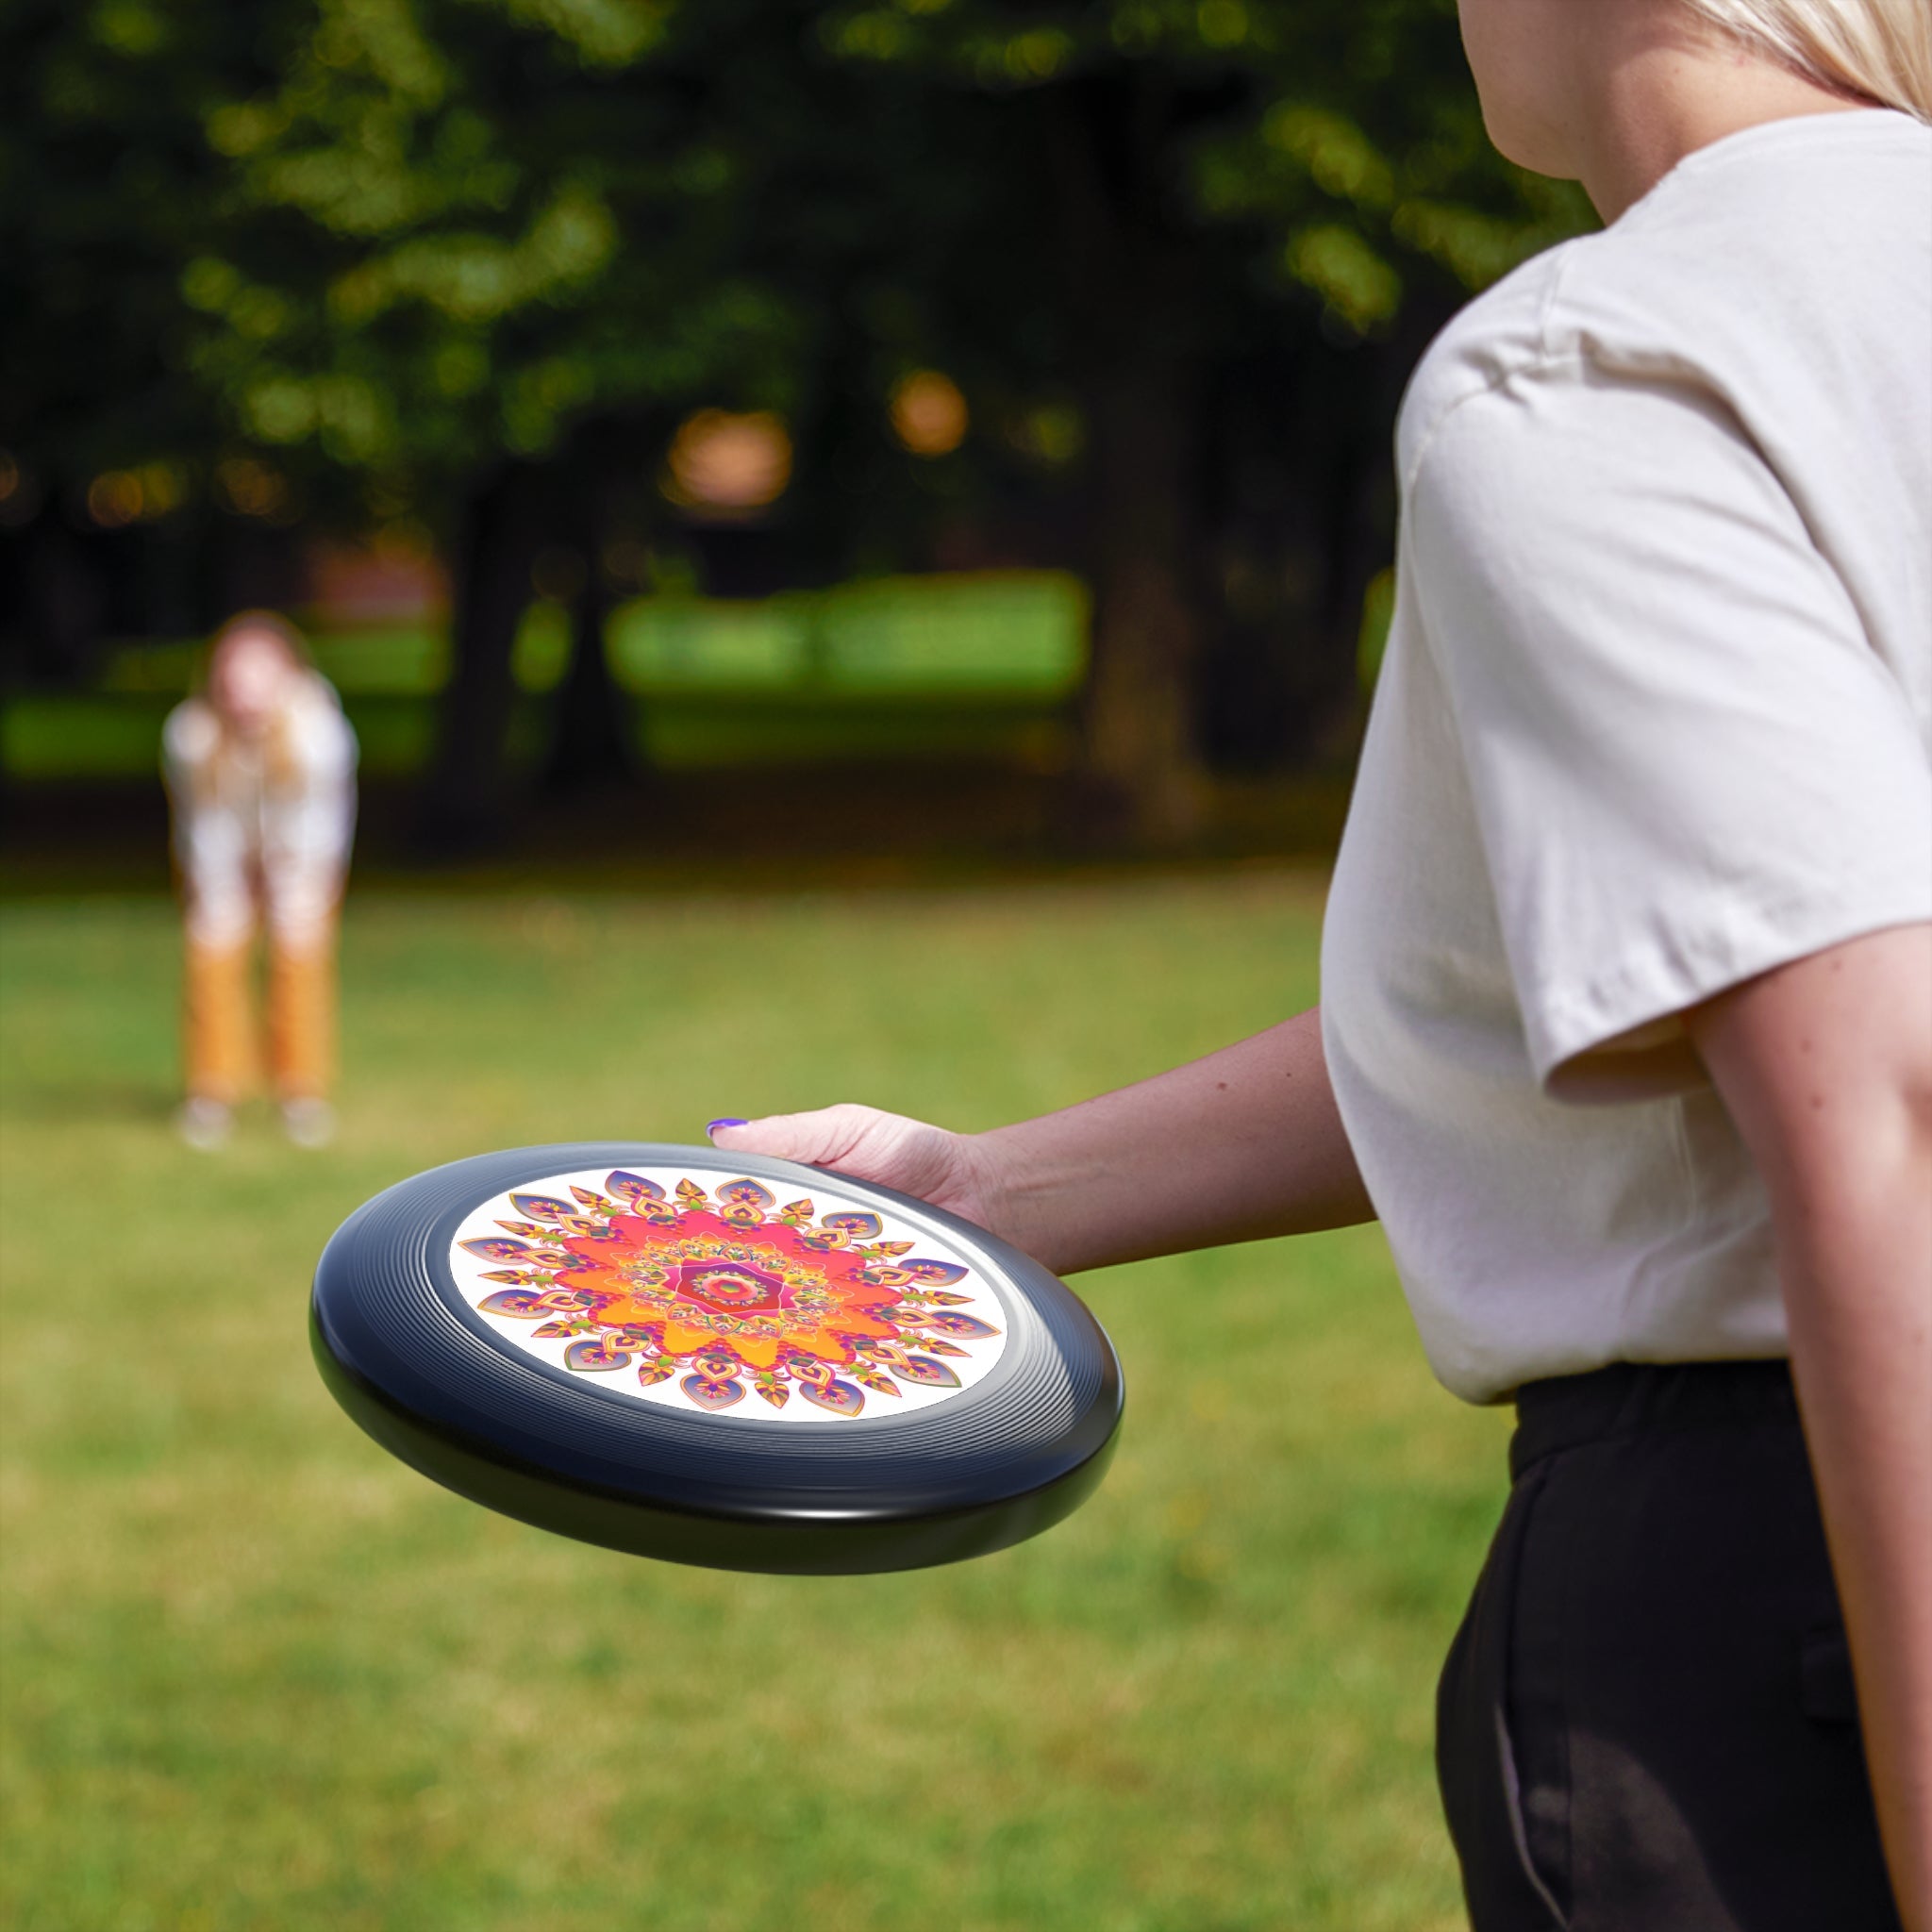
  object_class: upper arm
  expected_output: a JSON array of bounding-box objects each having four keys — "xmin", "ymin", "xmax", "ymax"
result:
[
  {"xmin": 1687, "ymin": 923, "xmax": 1932, "ymax": 1239},
  {"xmin": 162, "ymin": 701, "xmax": 218, "ymax": 788},
  {"xmin": 1410, "ymin": 368, "xmax": 1932, "ymax": 1099}
]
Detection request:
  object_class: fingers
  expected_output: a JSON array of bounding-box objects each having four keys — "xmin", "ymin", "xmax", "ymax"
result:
[
  {"xmin": 708, "ymin": 1105, "xmax": 875, "ymax": 1168},
  {"xmin": 705, "ymin": 1104, "xmax": 990, "ymax": 1225}
]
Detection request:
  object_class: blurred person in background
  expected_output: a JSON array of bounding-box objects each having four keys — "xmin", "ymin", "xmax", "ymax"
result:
[
  {"xmin": 163, "ymin": 611, "xmax": 358, "ymax": 1151},
  {"xmin": 709, "ymin": 0, "xmax": 1932, "ymax": 1926}
]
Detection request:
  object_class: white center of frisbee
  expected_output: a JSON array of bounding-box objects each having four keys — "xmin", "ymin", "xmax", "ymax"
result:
[{"xmin": 447, "ymin": 1166, "xmax": 1009, "ymax": 1424}]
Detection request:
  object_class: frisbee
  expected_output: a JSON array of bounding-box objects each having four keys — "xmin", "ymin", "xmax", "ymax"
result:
[{"xmin": 310, "ymin": 1142, "xmax": 1123, "ymax": 1574}]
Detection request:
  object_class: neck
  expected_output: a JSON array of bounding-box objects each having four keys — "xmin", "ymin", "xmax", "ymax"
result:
[{"xmin": 1574, "ymin": 17, "xmax": 1875, "ymax": 224}]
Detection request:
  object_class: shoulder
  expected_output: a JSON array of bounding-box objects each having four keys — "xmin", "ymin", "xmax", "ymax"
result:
[
  {"xmin": 1395, "ymin": 242, "xmax": 1581, "ymax": 485},
  {"xmin": 1398, "ymin": 109, "xmax": 1932, "ymax": 491},
  {"xmin": 284, "ymin": 674, "xmax": 358, "ymax": 768},
  {"xmin": 162, "ymin": 697, "xmax": 220, "ymax": 768},
  {"xmin": 1394, "ymin": 204, "xmax": 1736, "ymax": 488}
]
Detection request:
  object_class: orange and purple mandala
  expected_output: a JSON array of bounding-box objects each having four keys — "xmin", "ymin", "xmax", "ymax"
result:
[{"xmin": 449, "ymin": 1169, "xmax": 1005, "ymax": 1421}]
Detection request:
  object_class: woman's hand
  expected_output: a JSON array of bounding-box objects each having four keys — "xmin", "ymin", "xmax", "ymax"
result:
[
  {"xmin": 708, "ymin": 1106, "xmax": 1011, "ymax": 1237},
  {"xmin": 706, "ymin": 1008, "xmax": 1373, "ymax": 1278}
]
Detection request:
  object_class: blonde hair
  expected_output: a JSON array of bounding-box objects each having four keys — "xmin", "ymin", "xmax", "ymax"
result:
[{"xmin": 1682, "ymin": 0, "xmax": 1932, "ymax": 120}]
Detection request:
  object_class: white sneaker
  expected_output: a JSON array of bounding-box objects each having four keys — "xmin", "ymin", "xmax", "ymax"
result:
[
  {"xmin": 175, "ymin": 1096, "xmax": 233, "ymax": 1151},
  {"xmin": 280, "ymin": 1097, "xmax": 337, "ymax": 1149}
]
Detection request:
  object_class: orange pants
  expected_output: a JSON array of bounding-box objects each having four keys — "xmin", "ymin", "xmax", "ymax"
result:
[{"xmin": 184, "ymin": 922, "xmax": 337, "ymax": 1105}]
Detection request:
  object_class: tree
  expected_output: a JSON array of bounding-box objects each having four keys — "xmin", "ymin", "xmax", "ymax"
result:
[
  {"xmin": 0, "ymin": 0, "xmax": 328, "ymax": 679},
  {"xmin": 6, "ymin": 0, "xmax": 1591, "ymax": 844},
  {"xmin": 807, "ymin": 0, "xmax": 1592, "ymax": 836},
  {"xmin": 163, "ymin": 0, "xmax": 895, "ymax": 845}
]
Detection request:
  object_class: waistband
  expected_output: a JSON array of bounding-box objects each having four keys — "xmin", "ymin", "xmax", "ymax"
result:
[{"xmin": 1509, "ymin": 1358, "xmax": 1797, "ymax": 1482}]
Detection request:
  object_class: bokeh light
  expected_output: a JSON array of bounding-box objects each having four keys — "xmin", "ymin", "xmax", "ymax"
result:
[
  {"xmin": 88, "ymin": 462, "xmax": 187, "ymax": 526},
  {"xmin": 890, "ymin": 370, "xmax": 969, "ymax": 458},
  {"xmin": 1008, "ymin": 401, "xmax": 1085, "ymax": 468},
  {"xmin": 662, "ymin": 409, "xmax": 792, "ymax": 514},
  {"xmin": 86, "ymin": 471, "xmax": 146, "ymax": 528},
  {"xmin": 213, "ymin": 456, "xmax": 291, "ymax": 521}
]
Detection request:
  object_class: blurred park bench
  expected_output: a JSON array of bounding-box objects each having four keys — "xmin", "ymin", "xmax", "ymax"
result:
[{"xmin": 1, "ymin": 571, "xmax": 1088, "ymax": 782}]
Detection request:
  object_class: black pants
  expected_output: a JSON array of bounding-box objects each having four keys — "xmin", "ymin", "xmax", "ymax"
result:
[{"xmin": 1436, "ymin": 1360, "xmax": 1900, "ymax": 1932}]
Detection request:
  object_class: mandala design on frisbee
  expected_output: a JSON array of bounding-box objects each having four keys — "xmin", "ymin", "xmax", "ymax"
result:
[{"xmin": 449, "ymin": 1169, "xmax": 1007, "ymax": 1423}]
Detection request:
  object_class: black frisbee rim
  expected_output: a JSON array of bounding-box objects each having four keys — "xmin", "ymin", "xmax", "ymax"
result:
[{"xmin": 310, "ymin": 1142, "xmax": 1123, "ymax": 1574}]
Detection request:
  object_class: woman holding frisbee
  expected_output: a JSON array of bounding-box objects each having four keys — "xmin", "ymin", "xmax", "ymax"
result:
[
  {"xmin": 164, "ymin": 611, "xmax": 358, "ymax": 1150},
  {"xmin": 712, "ymin": 1, "xmax": 1931, "ymax": 1924}
]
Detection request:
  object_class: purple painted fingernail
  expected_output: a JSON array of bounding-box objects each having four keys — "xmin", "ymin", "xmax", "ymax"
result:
[{"xmin": 707, "ymin": 1118, "xmax": 748, "ymax": 1137}]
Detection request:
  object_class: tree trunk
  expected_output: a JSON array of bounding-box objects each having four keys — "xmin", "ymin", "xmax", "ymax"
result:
[
  {"xmin": 1079, "ymin": 360, "xmax": 1205, "ymax": 844},
  {"xmin": 1045, "ymin": 75, "xmax": 1210, "ymax": 847},
  {"xmin": 418, "ymin": 460, "xmax": 542, "ymax": 857},
  {"xmin": 541, "ymin": 552, "xmax": 633, "ymax": 798},
  {"xmin": 13, "ymin": 508, "xmax": 107, "ymax": 687},
  {"xmin": 541, "ymin": 417, "xmax": 659, "ymax": 800}
]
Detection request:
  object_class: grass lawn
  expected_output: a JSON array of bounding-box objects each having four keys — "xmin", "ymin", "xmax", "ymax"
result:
[{"xmin": 0, "ymin": 873, "xmax": 1507, "ymax": 1932}]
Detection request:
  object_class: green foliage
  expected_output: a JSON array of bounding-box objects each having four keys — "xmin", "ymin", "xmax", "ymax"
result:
[
  {"xmin": 169, "ymin": 0, "xmax": 813, "ymax": 498},
  {"xmin": 808, "ymin": 0, "xmax": 1591, "ymax": 326},
  {"xmin": 1, "ymin": 1, "xmax": 270, "ymax": 484},
  {"xmin": 5, "ymin": 0, "xmax": 1593, "ymax": 522},
  {"xmin": 0, "ymin": 878, "xmax": 1510, "ymax": 1929}
]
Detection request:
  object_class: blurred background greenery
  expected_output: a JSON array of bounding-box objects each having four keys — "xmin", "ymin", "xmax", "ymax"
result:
[
  {"xmin": 0, "ymin": 4, "xmax": 1569, "ymax": 1924},
  {"xmin": 2, "ymin": 0, "xmax": 1591, "ymax": 855}
]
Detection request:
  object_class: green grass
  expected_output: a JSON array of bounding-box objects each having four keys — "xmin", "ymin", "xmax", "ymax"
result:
[
  {"xmin": 0, "ymin": 874, "xmax": 1506, "ymax": 1931},
  {"xmin": 4, "ymin": 573, "xmax": 1090, "ymax": 780},
  {"xmin": 0, "ymin": 688, "xmax": 1075, "ymax": 781}
]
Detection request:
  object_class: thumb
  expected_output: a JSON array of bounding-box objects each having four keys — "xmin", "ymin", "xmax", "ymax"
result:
[
  {"xmin": 707, "ymin": 1105, "xmax": 874, "ymax": 1168},
  {"xmin": 706, "ymin": 1105, "xmax": 979, "ymax": 1222}
]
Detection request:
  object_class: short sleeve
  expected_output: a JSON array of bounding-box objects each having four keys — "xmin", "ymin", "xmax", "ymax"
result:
[{"xmin": 1408, "ymin": 364, "xmax": 1932, "ymax": 1098}]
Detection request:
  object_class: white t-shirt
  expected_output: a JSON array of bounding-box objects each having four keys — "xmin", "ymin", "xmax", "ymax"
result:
[{"xmin": 1322, "ymin": 109, "xmax": 1932, "ymax": 1405}]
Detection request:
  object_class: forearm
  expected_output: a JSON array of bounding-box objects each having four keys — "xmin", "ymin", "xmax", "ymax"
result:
[
  {"xmin": 1779, "ymin": 1144, "xmax": 1932, "ymax": 1931},
  {"xmin": 970, "ymin": 1005, "xmax": 1374, "ymax": 1276},
  {"xmin": 1692, "ymin": 924, "xmax": 1932, "ymax": 1929}
]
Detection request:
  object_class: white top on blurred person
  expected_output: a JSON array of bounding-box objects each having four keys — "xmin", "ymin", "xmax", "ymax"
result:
[{"xmin": 163, "ymin": 613, "xmax": 358, "ymax": 957}]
